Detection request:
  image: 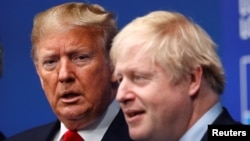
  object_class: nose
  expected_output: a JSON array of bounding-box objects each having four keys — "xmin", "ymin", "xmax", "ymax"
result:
[
  {"xmin": 116, "ymin": 78, "xmax": 135, "ymax": 104},
  {"xmin": 58, "ymin": 58, "xmax": 75, "ymax": 83}
]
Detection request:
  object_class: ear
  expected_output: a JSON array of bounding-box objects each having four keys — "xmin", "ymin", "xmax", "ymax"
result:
[{"xmin": 188, "ymin": 66, "xmax": 203, "ymax": 96}]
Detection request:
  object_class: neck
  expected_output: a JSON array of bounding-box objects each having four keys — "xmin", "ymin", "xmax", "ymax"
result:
[{"xmin": 187, "ymin": 86, "xmax": 219, "ymax": 130}]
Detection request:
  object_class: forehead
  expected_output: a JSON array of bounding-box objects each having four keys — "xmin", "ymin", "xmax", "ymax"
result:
[
  {"xmin": 35, "ymin": 27, "xmax": 103, "ymax": 54},
  {"xmin": 115, "ymin": 46, "xmax": 155, "ymax": 71},
  {"xmin": 43, "ymin": 27, "xmax": 99, "ymax": 44}
]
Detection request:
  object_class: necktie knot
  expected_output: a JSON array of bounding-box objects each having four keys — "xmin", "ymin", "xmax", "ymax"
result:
[{"xmin": 63, "ymin": 130, "xmax": 84, "ymax": 141}]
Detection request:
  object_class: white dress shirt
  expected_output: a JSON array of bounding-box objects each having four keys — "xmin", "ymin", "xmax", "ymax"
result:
[
  {"xmin": 53, "ymin": 100, "xmax": 120, "ymax": 141},
  {"xmin": 179, "ymin": 102, "xmax": 223, "ymax": 141}
]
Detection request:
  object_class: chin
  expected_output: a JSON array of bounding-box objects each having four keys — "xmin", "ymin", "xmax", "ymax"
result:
[{"xmin": 129, "ymin": 128, "xmax": 149, "ymax": 141}]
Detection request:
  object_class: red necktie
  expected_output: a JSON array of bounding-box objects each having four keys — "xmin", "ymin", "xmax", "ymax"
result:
[{"xmin": 62, "ymin": 130, "xmax": 84, "ymax": 141}]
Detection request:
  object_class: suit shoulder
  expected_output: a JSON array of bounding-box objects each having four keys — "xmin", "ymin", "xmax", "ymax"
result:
[
  {"xmin": 214, "ymin": 107, "xmax": 242, "ymax": 125},
  {"xmin": 5, "ymin": 120, "xmax": 59, "ymax": 141}
]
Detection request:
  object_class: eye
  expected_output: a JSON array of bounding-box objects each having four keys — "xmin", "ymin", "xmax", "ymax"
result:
[
  {"xmin": 72, "ymin": 54, "xmax": 91, "ymax": 66},
  {"xmin": 74, "ymin": 54, "xmax": 89, "ymax": 61},
  {"xmin": 132, "ymin": 73, "xmax": 149, "ymax": 86},
  {"xmin": 117, "ymin": 76, "xmax": 123, "ymax": 84},
  {"xmin": 133, "ymin": 75, "xmax": 144, "ymax": 82},
  {"xmin": 113, "ymin": 74, "xmax": 122, "ymax": 84},
  {"xmin": 43, "ymin": 59, "xmax": 58, "ymax": 70}
]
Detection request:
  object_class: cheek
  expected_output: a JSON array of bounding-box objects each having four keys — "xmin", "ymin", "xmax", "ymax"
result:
[
  {"xmin": 37, "ymin": 72, "xmax": 58, "ymax": 103},
  {"xmin": 40, "ymin": 74, "xmax": 57, "ymax": 92},
  {"xmin": 84, "ymin": 60, "xmax": 111, "ymax": 86},
  {"xmin": 147, "ymin": 85, "xmax": 185, "ymax": 113},
  {"xmin": 77, "ymin": 63, "xmax": 112, "ymax": 98},
  {"xmin": 78, "ymin": 66, "xmax": 111, "ymax": 90},
  {"xmin": 147, "ymin": 90, "xmax": 182, "ymax": 122}
]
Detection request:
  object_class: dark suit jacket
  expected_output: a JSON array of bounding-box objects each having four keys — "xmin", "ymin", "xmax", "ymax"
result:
[
  {"xmin": 201, "ymin": 107, "xmax": 242, "ymax": 141},
  {"xmin": 0, "ymin": 132, "xmax": 5, "ymax": 141},
  {"xmin": 5, "ymin": 110, "xmax": 132, "ymax": 141}
]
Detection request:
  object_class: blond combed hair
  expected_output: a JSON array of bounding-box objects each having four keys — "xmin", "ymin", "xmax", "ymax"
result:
[
  {"xmin": 31, "ymin": 2, "xmax": 117, "ymax": 61},
  {"xmin": 111, "ymin": 11, "xmax": 225, "ymax": 94}
]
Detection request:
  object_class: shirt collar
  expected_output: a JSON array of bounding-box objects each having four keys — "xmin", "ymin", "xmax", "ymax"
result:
[
  {"xmin": 54, "ymin": 100, "xmax": 120, "ymax": 141},
  {"xmin": 179, "ymin": 102, "xmax": 223, "ymax": 141}
]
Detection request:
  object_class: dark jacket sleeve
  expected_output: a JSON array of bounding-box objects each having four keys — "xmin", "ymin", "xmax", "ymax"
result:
[{"xmin": 4, "ymin": 120, "xmax": 60, "ymax": 141}]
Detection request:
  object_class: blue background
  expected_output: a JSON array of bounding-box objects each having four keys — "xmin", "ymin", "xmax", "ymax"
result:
[{"xmin": 0, "ymin": 0, "xmax": 249, "ymax": 138}]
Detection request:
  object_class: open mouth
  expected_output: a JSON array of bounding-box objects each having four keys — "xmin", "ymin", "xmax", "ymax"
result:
[
  {"xmin": 60, "ymin": 92, "xmax": 81, "ymax": 103},
  {"xmin": 126, "ymin": 110, "xmax": 145, "ymax": 118},
  {"xmin": 62, "ymin": 93, "xmax": 80, "ymax": 98}
]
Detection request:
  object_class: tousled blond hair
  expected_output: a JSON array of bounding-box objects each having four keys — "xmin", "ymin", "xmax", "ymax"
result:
[{"xmin": 111, "ymin": 11, "xmax": 225, "ymax": 94}]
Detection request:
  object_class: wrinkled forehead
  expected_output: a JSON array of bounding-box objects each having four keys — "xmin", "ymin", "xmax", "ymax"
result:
[
  {"xmin": 116, "ymin": 47, "xmax": 156, "ymax": 74},
  {"xmin": 33, "ymin": 26, "xmax": 104, "ymax": 59}
]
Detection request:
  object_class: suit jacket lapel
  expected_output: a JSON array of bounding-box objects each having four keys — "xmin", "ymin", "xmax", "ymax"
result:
[
  {"xmin": 101, "ymin": 109, "xmax": 132, "ymax": 141},
  {"xmin": 201, "ymin": 107, "xmax": 241, "ymax": 141},
  {"xmin": 44, "ymin": 120, "xmax": 60, "ymax": 141}
]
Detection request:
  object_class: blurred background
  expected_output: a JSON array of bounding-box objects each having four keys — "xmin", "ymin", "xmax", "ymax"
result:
[{"xmin": 1, "ymin": 0, "xmax": 250, "ymax": 138}]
